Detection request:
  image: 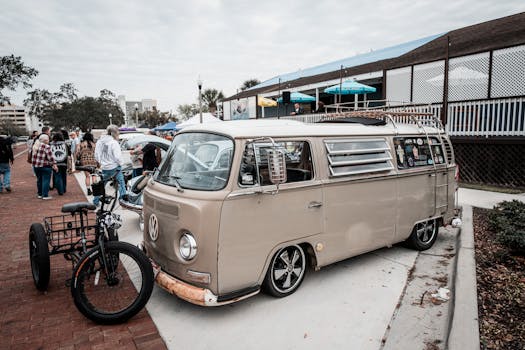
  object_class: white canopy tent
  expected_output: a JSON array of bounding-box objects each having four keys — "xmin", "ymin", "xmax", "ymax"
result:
[{"xmin": 177, "ymin": 113, "xmax": 222, "ymax": 129}]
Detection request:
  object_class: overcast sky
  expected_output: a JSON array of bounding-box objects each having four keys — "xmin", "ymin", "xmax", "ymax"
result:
[{"xmin": 2, "ymin": 1, "xmax": 524, "ymax": 112}]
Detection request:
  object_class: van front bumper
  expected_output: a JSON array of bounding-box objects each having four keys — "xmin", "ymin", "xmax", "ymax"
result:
[{"xmin": 143, "ymin": 244, "xmax": 259, "ymax": 306}]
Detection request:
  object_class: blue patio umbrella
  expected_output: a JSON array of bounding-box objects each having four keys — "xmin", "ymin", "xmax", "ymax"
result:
[
  {"xmin": 324, "ymin": 80, "xmax": 376, "ymax": 95},
  {"xmin": 277, "ymin": 91, "xmax": 316, "ymax": 103},
  {"xmin": 154, "ymin": 121, "xmax": 178, "ymax": 131}
]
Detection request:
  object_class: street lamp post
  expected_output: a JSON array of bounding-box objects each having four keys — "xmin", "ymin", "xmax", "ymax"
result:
[
  {"xmin": 108, "ymin": 113, "xmax": 112, "ymax": 126},
  {"xmin": 134, "ymin": 103, "xmax": 139, "ymax": 127},
  {"xmin": 197, "ymin": 78, "xmax": 203, "ymax": 124}
]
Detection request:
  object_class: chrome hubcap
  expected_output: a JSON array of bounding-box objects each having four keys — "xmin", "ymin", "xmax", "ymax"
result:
[
  {"xmin": 416, "ymin": 220, "xmax": 436, "ymax": 243},
  {"xmin": 272, "ymin": 246, "xmax": 305, "ymax": 293}
]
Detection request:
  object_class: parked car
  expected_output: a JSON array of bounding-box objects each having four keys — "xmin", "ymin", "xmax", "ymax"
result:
[{"xmin": 120, "ymin": 135, "xmax": 171, "ymax": 181}]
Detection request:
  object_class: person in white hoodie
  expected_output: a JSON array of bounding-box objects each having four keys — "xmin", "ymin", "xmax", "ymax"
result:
[{"xmin": 93, "ymin": 125, "xmax": 126, "ymax": 206}]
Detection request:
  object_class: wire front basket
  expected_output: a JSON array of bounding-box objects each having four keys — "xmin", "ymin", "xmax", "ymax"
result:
[{"xmin": 44, "ymin": 212, "xmax": 98, "ymax": 254}]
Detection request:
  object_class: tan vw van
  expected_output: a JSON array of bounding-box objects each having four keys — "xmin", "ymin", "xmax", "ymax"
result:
[{"xmin": 141, "ymin": 114, "xmax": 457, "ymax": 306}]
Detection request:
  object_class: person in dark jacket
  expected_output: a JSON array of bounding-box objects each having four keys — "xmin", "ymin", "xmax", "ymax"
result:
[
  {"xmin": 0, "ymin": 135, "xmax": 14, "ymax": 193},
  {"xmin": 141, "ymin": 142, "xmax": 161, "ymax": 171},
  {"xmin": 290, "ymin": 103, "xmax": 305, "ymax": 115}
]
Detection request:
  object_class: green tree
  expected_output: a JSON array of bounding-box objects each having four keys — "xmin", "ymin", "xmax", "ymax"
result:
[
  {"xmin": 0, "ymin": 119, "xmax": 26, "ymax": 136},
  {"xmin": 177, "ymin": 104, "xmax": 201, "ymax": 120},
  {"xmin": 55, "ymin": 82, "xmax": 78, "ymax": 103},
  {"xmin": 240, "ymin": 79, "xmax": 260, "ymax": 91},
  {"xmin": 0, "ymin": 55, "xmax": 38, "ymax": 105},
  {"xmin": 25, "ymin": 85, "xmax": 124, "ymax": 130},
  {"xmin": 201, "ymin": 88, "xmax": 224, "ymax": 113},
  {"xmin": 140, "ymin": 107, "xmax": 169, "ymax": 128},
  {"xmin": 24, "ymin": 88, "xmax": 53, "ymax": 121}
]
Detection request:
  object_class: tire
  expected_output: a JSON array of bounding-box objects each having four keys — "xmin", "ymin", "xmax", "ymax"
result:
[
  {"xmin": 405, "ymin": 219, "xmax": 440, "ymax": 251},
  {"xmin": 71, "ymin": 241, "xmax": 154, "ymax": 324},
  {"xmin": 263, "ymin": 244, "xmax": 306, "ymax": 298},
  {"xmin": 29, "ymin": 223, "xmax": 50, "ymax": 291}
]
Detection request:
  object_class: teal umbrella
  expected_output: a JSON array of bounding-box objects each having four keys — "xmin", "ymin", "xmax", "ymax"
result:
[
  {"xmin": 277, "ymin": 91, "xmax": 316, "ymax": 103},
  {"xmin": 324, "ymin": 80, "xmax": 376, "ymax": 95}
]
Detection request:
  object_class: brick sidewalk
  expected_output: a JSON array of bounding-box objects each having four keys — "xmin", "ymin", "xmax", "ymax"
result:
[{"xmin": 0, "ymin": 146, "xmax": 167, "ymax": 350}]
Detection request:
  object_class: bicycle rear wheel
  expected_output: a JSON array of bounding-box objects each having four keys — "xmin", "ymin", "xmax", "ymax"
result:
[
  {"xmin": 29, "ymin": 223, "xmax": 50, "ymax": 291},
  {"xmin": 71, "ymin": 241, "xmax": 154, "ymax": 324}
]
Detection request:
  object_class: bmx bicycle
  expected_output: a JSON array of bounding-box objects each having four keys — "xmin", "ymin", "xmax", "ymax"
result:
[{"xmin": 28, "ymin": 166, "xmax": 154, "ymax": 324}]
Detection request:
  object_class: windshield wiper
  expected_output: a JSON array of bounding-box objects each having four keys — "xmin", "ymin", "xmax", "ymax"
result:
[
  {"xmin": 159, "ymin": 175, "xmax": 184, "ymax": 192},
  {"xmin": 169, "ymin": 175, "xmax": 184, "ymax": 193}
]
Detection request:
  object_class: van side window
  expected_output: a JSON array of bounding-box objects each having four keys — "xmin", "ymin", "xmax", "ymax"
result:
[
  {"xmin": 239, "ymin": 141, "xmax": 313, "ymax": 186},
  {"xmin": 325, "ymin": 138, "xmax": 393, "ymax": 176},
  {"xmin": 394, "ymin": 137, "xmax": 445, "ymax": 169}
]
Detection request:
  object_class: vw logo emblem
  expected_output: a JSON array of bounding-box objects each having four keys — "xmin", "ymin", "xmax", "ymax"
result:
[{"xmin": 149, "ymin": 214, "xmax": 159, "ymax": 241}]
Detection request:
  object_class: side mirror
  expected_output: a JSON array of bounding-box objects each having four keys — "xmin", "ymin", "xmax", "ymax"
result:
[{"xmin": 267, "ymin": 149, "xmax": 287, "ymax": 185}]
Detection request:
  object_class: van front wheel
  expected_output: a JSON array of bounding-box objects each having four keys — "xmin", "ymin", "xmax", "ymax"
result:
[
  {"xmin": 263, "ymin": 245, "xmax": 306, "ymax": 298},
  {"xmin": 405, "ymin": 219, "xmax": 439, "ymax": 251}
]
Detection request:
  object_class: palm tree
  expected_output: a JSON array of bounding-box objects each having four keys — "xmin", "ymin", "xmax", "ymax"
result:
[
  {"xmin": 201, "ymin": 88, "xmax": 224, "ymax": 113},
  {"xmin": 240, "ymin": 79, "xmax": 260, "ymax": 91}
]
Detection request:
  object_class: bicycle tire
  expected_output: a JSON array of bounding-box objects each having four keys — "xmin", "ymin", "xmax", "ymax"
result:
[
  {"xmin": 71, "ymin": 241, "xmax": 154, "ymax": 324},
  {"xmin": 29, "ymin": 223, "xmax": 50, "ymax": 291}
]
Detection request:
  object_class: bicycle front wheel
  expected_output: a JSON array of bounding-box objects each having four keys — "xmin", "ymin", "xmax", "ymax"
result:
[{"xmin": 71, "ymin": 241, "xmax": 154, "ymax": 324}]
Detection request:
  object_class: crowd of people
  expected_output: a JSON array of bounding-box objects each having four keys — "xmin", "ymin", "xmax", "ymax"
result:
[
  {"xmin": 1, "ymin": 122, "xmax": 170, "ymax": 205},
  {"xmin": 26, "ymin": 126, "xmax": 90, "ymax": 199},
  {"xmin": 4, "ymin": 124, "xmax": 159, "ymax": 205}
]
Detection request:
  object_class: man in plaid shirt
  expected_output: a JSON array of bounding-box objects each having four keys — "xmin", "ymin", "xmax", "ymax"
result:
[{"xmin": 32, "ymin": 134, "xmax": 58, "ymax": 199}]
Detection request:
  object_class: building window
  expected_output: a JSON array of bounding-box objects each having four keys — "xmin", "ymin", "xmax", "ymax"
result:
[
  {"xmin": 413, "ymin": 60, "xmax": 445, "ymax": 104},
  {"xmin": 491, "ymin": 44, "xmax": 525, "ymax": 98},
  {"xmin": 448, "ymin": 52, "xmax": 490, "ymax": 101},
  {"xmin": 386, "ymin": 66, "xmax": 412, "ymax": 103}
]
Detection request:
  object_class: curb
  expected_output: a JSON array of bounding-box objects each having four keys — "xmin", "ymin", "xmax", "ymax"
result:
[{"xmin": 447, "ymin": 205, "xmax": 480, "ymax": 350}]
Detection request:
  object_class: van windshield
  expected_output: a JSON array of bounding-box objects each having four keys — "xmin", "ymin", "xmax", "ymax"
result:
[{"xmin": 156, "ymin": 133, "xmax": 234, "ymax": 191}]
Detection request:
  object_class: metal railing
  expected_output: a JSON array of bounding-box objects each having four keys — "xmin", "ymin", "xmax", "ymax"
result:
[
  {"xmin": 447, "ymin": 97, "xmax": 525, "ymax": 137},
  {"xmin": 275, "ymin": 97, "xmax": 525, "ymax": 137}
]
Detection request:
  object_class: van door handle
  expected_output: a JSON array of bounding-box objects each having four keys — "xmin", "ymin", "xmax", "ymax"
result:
[
  {"xmin": 308, "ymin": 201, "xmax": 323, "ymax": 209},
  {"xmin": 429, "ymin": 174, "xmax": 436, "ymax": 177}
]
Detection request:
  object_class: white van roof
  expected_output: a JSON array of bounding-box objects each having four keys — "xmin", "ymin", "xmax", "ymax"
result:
[{"xmin": 179, "ymin": 119, "xmax": 443, "ymax": 139}]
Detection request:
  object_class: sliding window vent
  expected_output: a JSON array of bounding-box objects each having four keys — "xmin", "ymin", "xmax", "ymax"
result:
[
  {"xmin": 325, "ymin": 138, "xmax": 394, "ymax": 176},
  {"xmin": 441, "ymin": 137, "xmax": 455, "ymax": 165}
]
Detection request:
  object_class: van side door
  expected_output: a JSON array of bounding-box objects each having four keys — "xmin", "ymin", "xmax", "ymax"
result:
[{"xmin": 321, "ymin": 137, "xmax": 397, "ymax": 263}]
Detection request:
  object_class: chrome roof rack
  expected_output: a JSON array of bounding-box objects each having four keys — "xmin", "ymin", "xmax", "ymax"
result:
[{"xmin": 317, "ymin": 110, "xmax": 444, "ymax": 135}]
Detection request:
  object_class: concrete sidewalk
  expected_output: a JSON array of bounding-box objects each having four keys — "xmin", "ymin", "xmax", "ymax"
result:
[
  {"xmin": 0, "ymin": 147, "xmax": 167, "ymax": 350},
  {"xmin": 448, "ymin": 188, "xmax": 524, "ymax": 350},
  {"xmin": 457, "ymin": 187, "xmax": 525, "ymax": 209}
]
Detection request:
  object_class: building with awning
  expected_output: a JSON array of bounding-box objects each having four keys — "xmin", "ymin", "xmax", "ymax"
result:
[{"xmin": 221, "ymin": 12, "xmax": 525, "ymax": 188}]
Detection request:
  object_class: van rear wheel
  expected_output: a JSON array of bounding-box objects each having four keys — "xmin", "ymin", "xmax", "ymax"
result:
[
  {"xmin": 263, "ymin": 245, "xmax": 306, "ymax": 298},
  {"xmin": 405, "ymin": 219, "xmax": 439, "ymax": 251}
]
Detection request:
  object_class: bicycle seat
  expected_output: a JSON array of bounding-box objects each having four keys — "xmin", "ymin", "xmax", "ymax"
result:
[{"xmin": 61, "ymin": 202, "xmax": 97, "ymax": 213}]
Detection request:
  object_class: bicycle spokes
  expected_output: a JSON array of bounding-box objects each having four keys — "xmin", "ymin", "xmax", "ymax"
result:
[{"xmin": 73, "ymin": 244, "xmax": 150, "ymax": 319}]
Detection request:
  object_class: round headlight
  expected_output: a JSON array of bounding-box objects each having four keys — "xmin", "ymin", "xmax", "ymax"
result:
[{"xmin": 179, "ymin": 233, "xmax": 197, "ymax": 260}]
